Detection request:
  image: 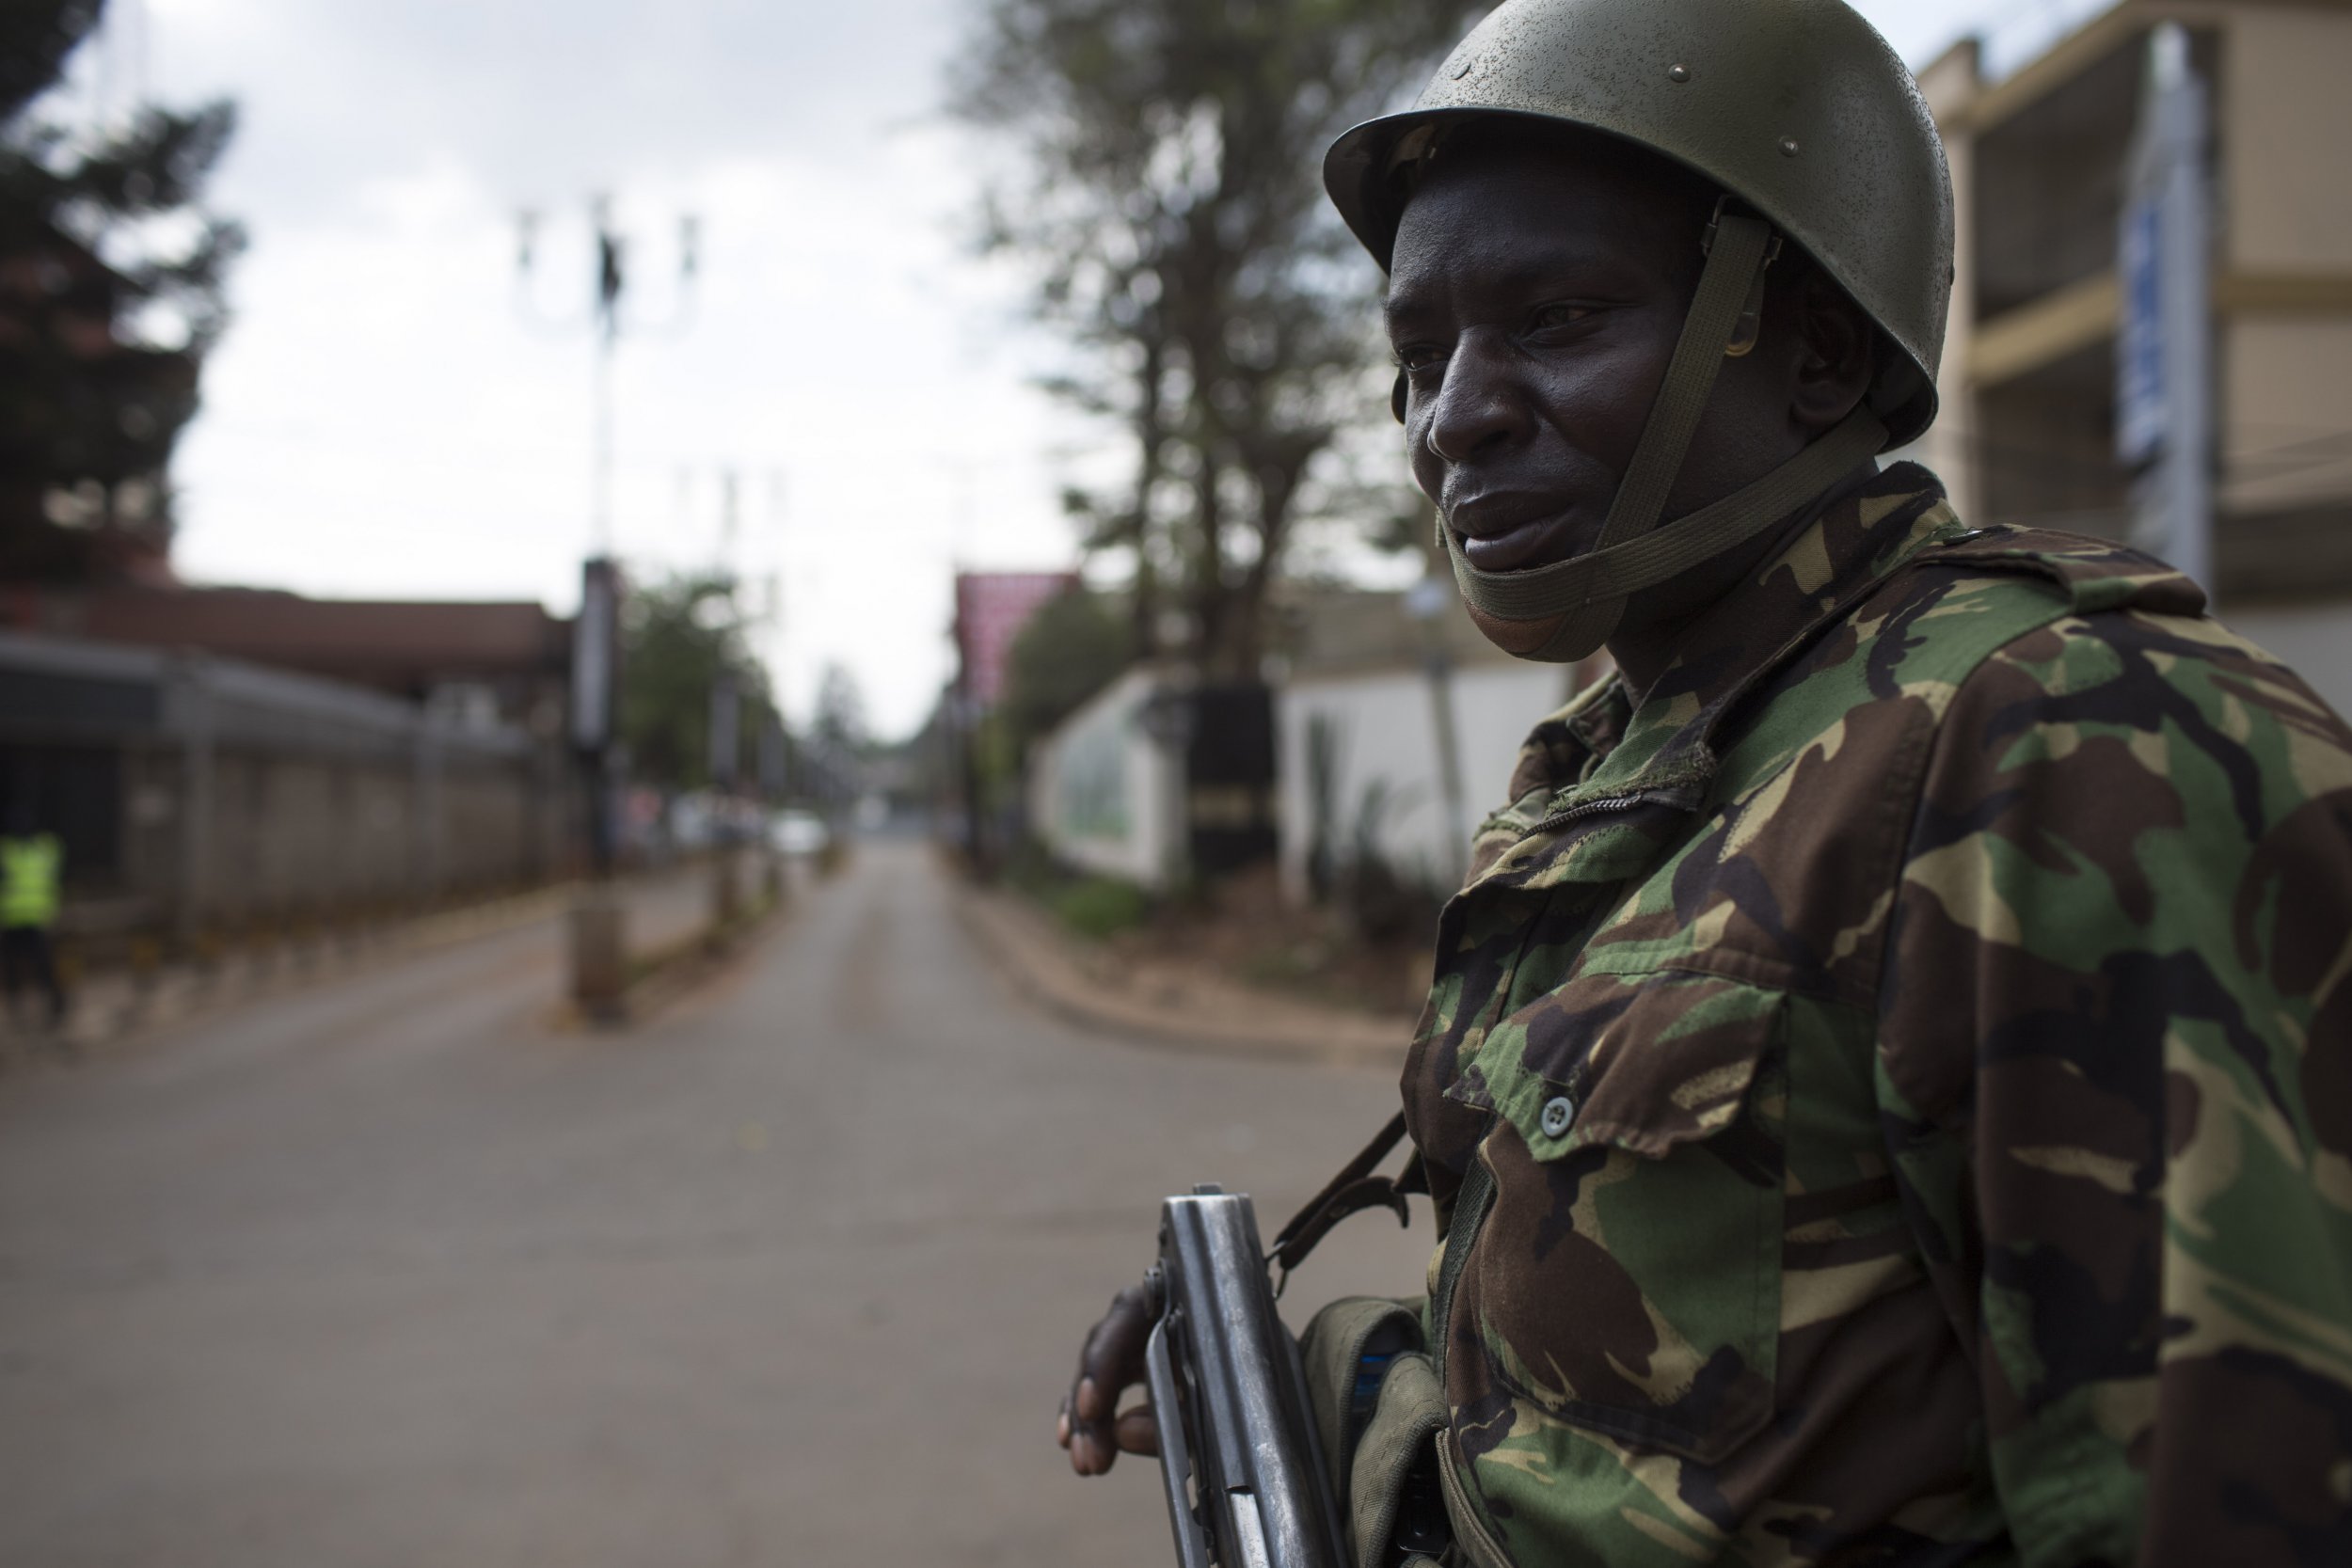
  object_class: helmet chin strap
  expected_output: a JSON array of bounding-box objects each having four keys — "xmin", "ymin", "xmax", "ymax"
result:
[{"xmin": 1438, "ymin": 207, "xmax": 1889, "ymax": 663}]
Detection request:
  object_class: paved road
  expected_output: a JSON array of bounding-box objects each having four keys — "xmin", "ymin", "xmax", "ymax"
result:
[{"xmin": 0, "ymin": 839, "xmax": 1429, "ymax": 1566}]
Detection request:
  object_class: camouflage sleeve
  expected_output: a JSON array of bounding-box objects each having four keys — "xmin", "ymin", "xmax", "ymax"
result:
[{"xmin": 1877, "ymin": 606, "xmax": 2352, "ymax": 1565}]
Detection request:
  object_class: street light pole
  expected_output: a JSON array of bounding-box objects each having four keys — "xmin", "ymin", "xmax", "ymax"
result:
[
  {"xmin": 591, "ymin": 200, "xmax": 617, "ymax": 555},
  {"xmin": 516, "ymin": 195, "xmax": 699, "ymax": 1016},
  {"xmin": 522, "ymin": 194, "xmax": 697, "ymax": 557}
]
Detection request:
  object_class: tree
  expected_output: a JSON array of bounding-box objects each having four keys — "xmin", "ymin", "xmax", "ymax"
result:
[
  {"xmin": 953, "ymin": 0, "xmax": 1478, "ymax": 679},
  {"xmin": 619, "ymin": 569, "xmax": 770, "ymax": 793},
  {"xmin": 0, "ymin": 0, "xmax": 244, "ymax": 579},
  {"xmin": 811, "ymin": 664, "xmax": 870, "ymax": 756},
  {"xmin": 803, "ymin": 662, "xmax": 873, "ymax": 808},
  {"xmin": 999, "ymin": 585, "xmax": 1135, "ymax": 751}
]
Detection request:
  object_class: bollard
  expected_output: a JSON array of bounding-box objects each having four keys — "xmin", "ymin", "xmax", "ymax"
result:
[
  {"xmin": 711, "ymin": 849, "xmax": 743, "ymax": 931},
  {"xmin": 568, "ymin": 885, "xmax": 628, "ymax": 1021}
]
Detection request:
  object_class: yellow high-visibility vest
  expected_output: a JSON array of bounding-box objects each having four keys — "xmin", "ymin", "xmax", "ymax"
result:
[{"xmin": 0, "ymin": 833, "xmax": 61, "ymax": 927}]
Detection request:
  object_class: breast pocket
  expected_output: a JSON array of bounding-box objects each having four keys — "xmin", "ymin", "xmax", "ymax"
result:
[{"xmin": 1448, "ymin": 967, "xmax": 1787, "ymax": 1463}]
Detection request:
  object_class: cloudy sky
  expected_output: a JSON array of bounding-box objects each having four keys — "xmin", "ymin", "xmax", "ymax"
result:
[{"xmin": 66, "ymin": 0, "xmax": 2113, "ymax": 735}]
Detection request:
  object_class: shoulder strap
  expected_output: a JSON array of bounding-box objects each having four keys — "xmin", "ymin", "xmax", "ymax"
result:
[{"xmin": 1267, "ymin": 1111, "xmax": 1427, "ymax": 1293}]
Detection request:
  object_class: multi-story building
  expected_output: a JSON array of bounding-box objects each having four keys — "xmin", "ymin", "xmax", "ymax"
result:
[{"xmin": 1913, "ymin": 0, "xmax": 2352, "ymax": 709}]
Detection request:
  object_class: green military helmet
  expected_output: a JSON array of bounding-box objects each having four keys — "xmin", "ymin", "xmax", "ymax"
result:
[{"xmin": 1325, "ymin": 0, "xmax": 1953, "ymax": 448}]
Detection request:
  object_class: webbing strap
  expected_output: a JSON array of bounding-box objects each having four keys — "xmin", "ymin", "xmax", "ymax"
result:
[
  {"xmin": 1442, "ymin": 212, "xmax": 1773, "ymax": 660},
  {"xmin": 1437, "ymin": 202, "xmax": 1892, "ymax": 666},
  {"xmin": 1267, "ymin": 1110, "xmax": 1426, "ymax": 1292},
  {"xmin": 1450, "ymin": 405, "xmax": 1888, "ymax": 622},
  {"xmin": 1593, "ymin": 214, "xmax": 1774, "ymax": 561}
]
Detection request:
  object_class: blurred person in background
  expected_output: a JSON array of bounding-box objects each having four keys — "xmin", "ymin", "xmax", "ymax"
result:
[
  {"xmin": 1057, "ymin": 0, "xmax": 2352, "ymax": 1563},
  {"xmin": 1, "ymin": 800, "xmax": 67, "ymax": 1037}
]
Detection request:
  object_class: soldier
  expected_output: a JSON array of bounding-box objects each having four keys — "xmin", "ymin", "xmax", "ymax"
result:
[{"xmin": 1062, "ymin": 0, "xmax": 2352, "ymax": 1562}]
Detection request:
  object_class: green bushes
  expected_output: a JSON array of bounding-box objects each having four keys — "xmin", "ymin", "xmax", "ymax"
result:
[{"xmin": 1051, "ymin": 876, "xmax": 1151, "ymax": 941}]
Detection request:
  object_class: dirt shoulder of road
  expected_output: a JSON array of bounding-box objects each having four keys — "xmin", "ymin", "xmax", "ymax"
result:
[
  {"xmin": 8, "ymin": 863, "xmax": 747, "ymax": 1062},
  {"xmin": 955, "ymin": 879, "xmax": 1417, "ymax": 1069}
]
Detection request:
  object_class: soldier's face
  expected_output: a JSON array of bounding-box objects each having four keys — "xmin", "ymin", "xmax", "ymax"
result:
[{"xmin": 1386, "ymin": 143, "xmax": 1795, "ymax": 576}]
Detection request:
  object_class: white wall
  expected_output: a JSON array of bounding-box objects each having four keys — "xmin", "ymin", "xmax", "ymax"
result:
[
  {"xmin": 1026, "ymin": 665, "xmax": 1180, "ymax": 889},
  {"xmin": 1275, "ymin": 662, "xmax": 1568, "ymax": 904}
]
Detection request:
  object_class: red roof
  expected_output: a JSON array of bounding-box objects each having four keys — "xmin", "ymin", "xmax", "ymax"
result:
[{"xmin": 953, "ymin": 571, "xmax": 1076, "ymax": 708}]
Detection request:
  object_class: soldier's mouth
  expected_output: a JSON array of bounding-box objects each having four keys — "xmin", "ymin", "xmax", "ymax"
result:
[{"xmin": 1452, "ymin": 504, "xmax": 1581, "ymax": 573}]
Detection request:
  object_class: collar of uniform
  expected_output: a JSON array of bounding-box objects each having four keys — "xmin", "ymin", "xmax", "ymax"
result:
[{"xmin": 1460, "ymin": 463, "xmax": 1958, "ymax": 893}]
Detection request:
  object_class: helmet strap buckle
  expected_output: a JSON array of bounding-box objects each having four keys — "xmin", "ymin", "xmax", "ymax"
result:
[{"xmin": 1702, "ymin": 196, "xmax": 1783, "ymax": 357}]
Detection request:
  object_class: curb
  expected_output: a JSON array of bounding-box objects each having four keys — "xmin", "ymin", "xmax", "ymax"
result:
[{"xmin": 953, "ymin": 882, "xmax": 1411, "ymax": 1069}]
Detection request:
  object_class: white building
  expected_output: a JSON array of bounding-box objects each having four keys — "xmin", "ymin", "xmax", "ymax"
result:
[
  {"xmin": 1025, "ymin": 665, "xmax": 1187, "ymax": 889},
  {"xmin": 1270, "ymin": 587, "xmax": 1585, "ymax": 906}
]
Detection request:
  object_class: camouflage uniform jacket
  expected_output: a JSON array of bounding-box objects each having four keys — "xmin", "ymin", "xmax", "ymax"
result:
[{"xmin": 1406, "ymin": 463, "xmax": 2352, "ymax": 1566}]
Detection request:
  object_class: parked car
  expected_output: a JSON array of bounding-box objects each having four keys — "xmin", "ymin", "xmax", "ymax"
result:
[{"xmin": 768, "ymin": 808, "xmax": 832, "ymax": 857}]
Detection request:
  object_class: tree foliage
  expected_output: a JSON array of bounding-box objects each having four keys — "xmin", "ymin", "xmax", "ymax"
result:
[
  {"xmin": 1000, "ymin": 585, "xmax": 1135, "ymax": 751},
  {"xmin": 952, "ymin": 0, "xmax": 1479, "ymax": 679},
  {"xmin": 619, "ymin": 570, "xmax": 772, "ymax": 793},
  {"xmin": 0, "ymin": 0, "xmax": 244, "ymax": 578},
  {"xmin": 811, "ymin": 663, "xmax": 871, "ymax": 755},
  {"xmin": 798, "ymin": 662, "xmax": 875, "ymax": 808}
]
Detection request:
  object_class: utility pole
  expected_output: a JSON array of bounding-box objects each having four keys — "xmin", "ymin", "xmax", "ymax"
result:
[{"xmin": 516, "ymin": 195, "xmax": 698, "ymax": 1017}]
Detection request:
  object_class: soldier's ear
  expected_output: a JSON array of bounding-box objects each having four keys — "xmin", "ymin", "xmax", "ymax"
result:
[
  {"xmin": 1391, "ymin": 371, "xmax": 1408, "ymax": 424},
  {"xmin": 1789, "ymin": 272, "xmax": 1875, "ymax": 434}
]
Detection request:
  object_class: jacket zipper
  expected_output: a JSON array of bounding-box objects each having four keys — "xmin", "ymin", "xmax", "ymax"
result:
[{"xmin": 1520, "ymin": 790, "xmax": 1651, "ymax": 837}]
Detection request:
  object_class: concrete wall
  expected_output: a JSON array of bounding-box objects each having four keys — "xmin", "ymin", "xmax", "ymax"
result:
[
  {"xmin": 2223, "ymin": 7, "xmax": 2352, "ymax": 274},
  {"xmin": 2217, "ymin": 8, "xmax": 2352, "ymax": 520},
  {"xmin": 178, "ymin": 752, "xmax": 548, "ymax": 921},
  {"xmin": 2221, "ymin": 318, "xmax": 2352, "ymax": 515},
  {"xmin": 1274, "ymin": 661, "xmax": 1568, "ymax": 905},
  {"xmin": 1914, "ymin": 40, "xmax": 1984, "ymax": 525},
  {"xmin": 0, "ymin": 631, "xmax": 565, "ymax": 932}
]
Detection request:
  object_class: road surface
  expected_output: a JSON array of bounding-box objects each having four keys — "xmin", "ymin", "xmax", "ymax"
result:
[{"xmin": 0, "ymin": 839, "xmax": 1428, "ymax": 1566}]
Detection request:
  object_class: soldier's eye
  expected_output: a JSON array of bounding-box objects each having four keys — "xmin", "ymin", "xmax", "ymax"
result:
[
  {"xmin": 1530, "ymin": 302, "xmax": 1597, "ymax": 332},
  {"xmin": 1393, "ymin": 343, "xmax": 1446, "ymax": 373}
]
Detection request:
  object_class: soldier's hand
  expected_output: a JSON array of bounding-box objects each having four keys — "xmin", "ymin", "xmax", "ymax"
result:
[{"xmin": 1056, "ymin": 1280, "xmax": 1161, "ymax": 1475}]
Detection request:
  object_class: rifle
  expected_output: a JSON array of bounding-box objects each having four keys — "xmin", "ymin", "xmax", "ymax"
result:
[{"xmin": 1142, "ymin": 1183, "xmax": 1347, "ymax": 1568}]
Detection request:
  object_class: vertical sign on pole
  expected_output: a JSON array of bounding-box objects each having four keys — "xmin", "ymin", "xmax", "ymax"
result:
[
  {"xmin": 571, "ymin": 557, "xmax": 618, "ymax": 754},
  {"xmin": 571, "ymin": 556, "xmax": 621, "ymax": 876},
  {"xmin": 709, "ymin": 668, "xmax": 740, "ymax": 791},
  {"xmin": 2116, "ymin": 23, "xmax": 2213, "ymax": 597}
]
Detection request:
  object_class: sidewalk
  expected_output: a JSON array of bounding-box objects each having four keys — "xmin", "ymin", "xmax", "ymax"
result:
[
  {"xmin": 954, "ymin": 879, "xmax": 1415, "ymax": 1068},
  {"xmin": 0, "ymin": 863, "xmax": 724, "ymax": 1062}
]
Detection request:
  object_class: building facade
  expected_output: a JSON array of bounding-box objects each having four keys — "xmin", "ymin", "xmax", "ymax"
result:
[{"xmin": 1914, "ymin": 0, "xmax": 2352, "ymax": 711}]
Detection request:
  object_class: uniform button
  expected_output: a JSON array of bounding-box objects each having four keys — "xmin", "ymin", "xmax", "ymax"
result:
[{"xmin": 1539, "ymin": 1096, "xmax": 1577, "ymax": 1138}]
